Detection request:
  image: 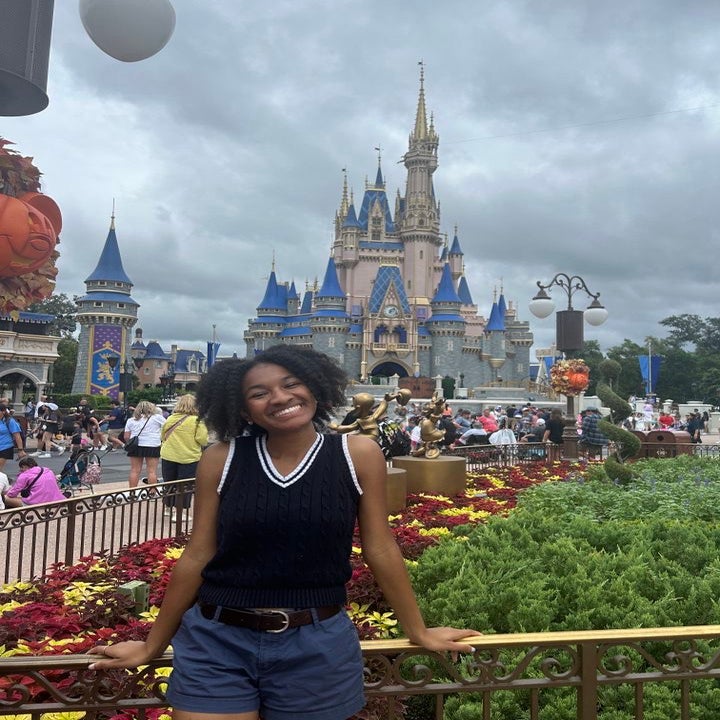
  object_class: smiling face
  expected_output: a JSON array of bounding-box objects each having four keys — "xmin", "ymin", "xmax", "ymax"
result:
[{"xmin": 241, "ymin": 362, "xmax": 318, "ymax": 435}]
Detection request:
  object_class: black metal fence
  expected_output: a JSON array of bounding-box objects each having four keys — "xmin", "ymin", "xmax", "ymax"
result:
[{"xmin": 0, "ymin": 479, "xmax": 194, "ymax": 584}]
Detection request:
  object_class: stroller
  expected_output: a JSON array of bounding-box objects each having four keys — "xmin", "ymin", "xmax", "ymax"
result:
[{"xmin": 58, "ymin": 447, "xmax": 104, "ymax": 496}]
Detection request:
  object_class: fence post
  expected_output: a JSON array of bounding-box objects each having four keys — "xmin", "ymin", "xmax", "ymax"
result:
[
  {"xmin": 64, "ymin": 497, "xmax": 78, "ymax": 567},
  {"xmin": 577, "ymin": 641, "xmax": 598, "ymax": 720}
]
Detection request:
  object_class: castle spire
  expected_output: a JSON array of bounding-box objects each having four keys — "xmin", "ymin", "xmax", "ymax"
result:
[
  {"xmin": 339, "ymin": 168, "xmax": 349, "ymax": 218},
  {"xmin": 413, "ymin": 60, "xmax": 428, "ymax": 140},
  {"xmin": 374, "ymin": 145, "xmax": 384, "ymax": 187}
]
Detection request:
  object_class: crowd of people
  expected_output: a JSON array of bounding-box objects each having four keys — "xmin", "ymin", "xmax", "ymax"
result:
[
  {"xmin": 0, "ymin": 393, "xmax": 208, "ymax": 509},
  {"xmin": 393, "ymin": 402, "xmax": 568, "ymax": 453}
]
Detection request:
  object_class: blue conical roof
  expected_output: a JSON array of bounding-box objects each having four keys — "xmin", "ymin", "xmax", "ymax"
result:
[
  {"xmin": 486, "ymin": 300, "xmax": 505, "ymax": 331},
  {"xmin": 288, "ymin": 281, "xmax": 299, "ymax": 300},
  {"xmin": 258, "ymin": 271, "xmax": 283, "ymax": 310},
  {"xmin": 300, "ymin": 289, "xmax": 314, "ymax": 314},
  {"xmin": 498, "ymin": 293, "xmax": 507, "ymax": 318},
  {"xmin": 449, "ymin": 232, "xmax": 463, "ymax": 255},
  {"xmin": 342, "ymin": 203, "xmax": 361, "ymax": 228},
  {"xmin": 317, "ymin": 258, "xmax": 345, "ymax": 298},
  {"xmin": 457, "ymin": 276, "xmax": 474, "ymax": 305},
  {"xmin": 85, "ymin": 219, "xmax": 132, "ymax": 285},
  {"xmin": 375, "ymin": 163, "xmax": 384, "ymax": 187},
  {"xmin": 431, "ymin": 263, "xmax": 462, "ymax": 304}
]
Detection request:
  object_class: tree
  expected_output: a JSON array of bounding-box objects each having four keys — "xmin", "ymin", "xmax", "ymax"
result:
[
  {"xmin": 606, "ymin": 339, "xmax": 645, "ymax": 399},
  {"xmin": 26, "ymin": 293, "xmax": 78, "ymax": 337},
  {"xmin": 660, "ymin": 314, "xmax": 720, "ymax": 355},
  {"xmin": 580, "ymin": 340, "xmax": 604, "ymax": 395},
  {"xmin": 52, "ymin": 338, "xmax": 78, "ymax": 394},
  {"xmin": 598, "ymin": 359, "xmax": 621, "ymax": 389}
]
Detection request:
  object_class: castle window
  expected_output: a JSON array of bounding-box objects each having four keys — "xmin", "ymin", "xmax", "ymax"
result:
[
  {"xmin": 407, "ymin": 280, "xmax": 412, "ymax": 290},
  {"xmin": 99, "ymin": 281, "xmax": 107, "ymax": 286},
  {"xmin": 118, "ymin": 303, "xmax": 125, "ymax": 308},
  {"xmin": 328, "ymin": 337, "xmax": 335, "ymax": 348},
  {"xmin": 447, "ymin": 339, "xmax": 454, "ymax": 351},
  {"xmin": 115, "ymin": 282, "xmax": 123, "ymax": 287},
  {"xmin": 374, "ymin": 325, "xmax": 388, "ymax": 343},
  {"xmin": 144, "ymin": 367, "xmax": 150, "ymax": 375},
  {"xmin": 419, "ymin": 250, "xmax": 423, "ymax": 259},
  {"xmin": 93, "ymin": 302, "xmax": 102, "ymax": 308},
  {"xmin": 372, "ymin": 231, "xmax": 381, "ymax": 242}
]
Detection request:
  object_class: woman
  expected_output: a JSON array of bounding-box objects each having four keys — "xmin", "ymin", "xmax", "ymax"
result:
[
  {"xmin": 160, "ymin": 394, "xmax": 208, "ymax": 512},
  {"xmin": 89, "ymin": 345, "xmax": 477, "ymax": 719},
  {"xmin": 543, "ymin": 408, "xmax": 565, "ymax": 445},
  {"xmin": 87, "ymin": 412, "xmax": 108, "ymax": 451},
  {"xmin": 123, "ymin": 400, "xmax": 166, "ymax": 490},
  {"xmin": 3, "ymin": 456, "xmax": 65, "ymax": 508},
  {"xmin": 0, "ymin": 401, "xmax": 26, "ymax": 472}
]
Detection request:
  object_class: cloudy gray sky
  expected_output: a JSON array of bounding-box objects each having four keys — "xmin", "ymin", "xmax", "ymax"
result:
[{"xmin": 3, "ymin": 0, "xmax": 719, "ymax": 358}]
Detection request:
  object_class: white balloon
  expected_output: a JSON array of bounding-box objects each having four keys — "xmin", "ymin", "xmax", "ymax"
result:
[{"xmin": 79, "ymin": 0, "xmax": 176, "ymax": 63}]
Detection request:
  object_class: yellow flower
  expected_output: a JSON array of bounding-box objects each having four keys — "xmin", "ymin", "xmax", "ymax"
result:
[
  {"xmin": 419, "ymin": 527, "xmax": 451, "ymax": 537},
  {"xmin": 1, "ymin": 580, "xmax": 37, "ymax": 594},
  {"xmin": 62, "ymin": 582, "xmax": 113, "ymax": 606},
  {"xmin": 164, "ymin": 547, "xmax": 184, "ymax": 560},
  {"xmin": 139, "ymin": 606, "xmax": 161, "ymax": 622},
  {"xmin": 0, "ymin": 600, "xmax": 29, "ymax": 614}
]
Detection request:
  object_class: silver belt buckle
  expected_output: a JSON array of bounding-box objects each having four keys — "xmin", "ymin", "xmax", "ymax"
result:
[{"xmin": 265, "ymin": 610, "xmax": 291, "ymax": 633}]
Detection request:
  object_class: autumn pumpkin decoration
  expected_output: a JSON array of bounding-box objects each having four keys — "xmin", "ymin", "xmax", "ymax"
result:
[
  {"xmin": 550, "ymin": 359, "xmax": 590, "ymax": 396},
  {"xmin": 0, "ymin": 138, "xmax": 61, "ymax": 315}
]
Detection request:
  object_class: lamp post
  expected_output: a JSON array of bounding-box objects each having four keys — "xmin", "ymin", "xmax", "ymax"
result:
[
  {"xmin": 167, "ymin": 362, "xmax": 176, "ymax": 401},
  {"xmin": 529, "ymin": 273, "xmax": 608, "ymax": 458}
]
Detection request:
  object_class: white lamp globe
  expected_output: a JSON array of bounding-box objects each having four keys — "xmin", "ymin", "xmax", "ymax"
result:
[
  {"xmin": 528, "ymin": 289, "xmax": 555, "ymax": 319},
  {"xmin": 584, "ymin": 299, "xmax": 608, "ymax": 327},
  {"xmin": 79, "ymin": 0, "xmax": 176, "ymax": 62}
]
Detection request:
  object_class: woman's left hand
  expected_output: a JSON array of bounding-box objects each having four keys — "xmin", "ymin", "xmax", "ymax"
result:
[{"xmin": 411, "ymin": 626, "xmax": 481, "ymax": 657}]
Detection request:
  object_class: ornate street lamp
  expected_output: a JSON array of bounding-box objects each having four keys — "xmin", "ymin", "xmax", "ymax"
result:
[
  {"xmin": 529, "ymin": 274, "xmax": 608, "ymax": 355},
  {"xmin": 529, "ymin": 273, "xmax": 608, "ymax": 458}
]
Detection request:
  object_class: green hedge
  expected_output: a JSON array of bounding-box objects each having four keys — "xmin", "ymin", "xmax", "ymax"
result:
[{"xmin": 409, "ymin": 457, "xmax": 720, "ymax": 719}]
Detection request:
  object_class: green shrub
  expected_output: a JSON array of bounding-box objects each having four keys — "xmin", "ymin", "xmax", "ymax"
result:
[{"xmin": 410, "ymin": 462, "xmax": 720, "ymax": 719}]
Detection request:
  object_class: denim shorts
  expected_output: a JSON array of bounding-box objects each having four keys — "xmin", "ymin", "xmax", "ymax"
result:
[{"xmin": 165, "ymin": 603, "xmax": 365, "ymax": 720}]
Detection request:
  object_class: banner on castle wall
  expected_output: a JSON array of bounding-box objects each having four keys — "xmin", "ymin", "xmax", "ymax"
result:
[{"xmin": 89, "ymin": 325, "xmax": 122, "ymax": 398}]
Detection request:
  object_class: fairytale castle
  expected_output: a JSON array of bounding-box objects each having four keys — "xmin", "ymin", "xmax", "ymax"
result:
[{"xmin": 244, "ymin": 71, "xmax": 533, "ymax": 387}]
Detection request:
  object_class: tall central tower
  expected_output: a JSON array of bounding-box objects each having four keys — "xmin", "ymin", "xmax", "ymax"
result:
[
  {"xmin": 397, "ymin": 64, "xmax": 442, "ymax": 303},
  {"xmin": 72, "ymin": 215, "xmax": 139, "ymax": 398}
]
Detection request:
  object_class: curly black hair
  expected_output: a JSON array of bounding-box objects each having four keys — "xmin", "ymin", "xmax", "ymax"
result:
[{"xmin": 197, "ymin": 345, "xmax": 348, "ymax": 440}]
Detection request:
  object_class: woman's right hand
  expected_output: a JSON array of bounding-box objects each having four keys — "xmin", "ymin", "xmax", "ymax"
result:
[{"xmin": 87, "ymin": 640, "xmax": 159, "ymax": 670}]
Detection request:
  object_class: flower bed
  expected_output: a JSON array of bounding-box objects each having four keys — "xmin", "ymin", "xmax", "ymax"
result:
[{"xmin": 0, "ymin": 462, "xmax": 578, "ymax": 705}]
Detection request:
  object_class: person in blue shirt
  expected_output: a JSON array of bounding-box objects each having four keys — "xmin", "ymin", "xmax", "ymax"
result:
[{"xmin": 0, "ymin": 400, "xmax": 27, "ymax": 472}]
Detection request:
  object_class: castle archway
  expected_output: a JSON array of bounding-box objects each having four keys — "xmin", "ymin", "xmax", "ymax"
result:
[{"xmin": 370, "ymin": 361, "xmax": 409, "ymax": 379}]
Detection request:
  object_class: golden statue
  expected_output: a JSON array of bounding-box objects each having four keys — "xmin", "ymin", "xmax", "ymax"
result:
[
  {"xmin": 329, "ymin": 388, "xmax": 411, "ymax": 441},
  {"xmin": 412, "ymin": 391, "xmax": 446, "ymax": 459}
]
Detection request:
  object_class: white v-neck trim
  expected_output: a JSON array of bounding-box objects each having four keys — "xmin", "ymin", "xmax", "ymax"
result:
[{"xmin": 256, "ymin": 432, "xmax": 324, "ymax": 488}]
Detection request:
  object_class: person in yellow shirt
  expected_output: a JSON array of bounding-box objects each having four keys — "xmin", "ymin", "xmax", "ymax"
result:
[{"xmin": 160, "ymin": 394, "xmax": 209, "ymax": 514}]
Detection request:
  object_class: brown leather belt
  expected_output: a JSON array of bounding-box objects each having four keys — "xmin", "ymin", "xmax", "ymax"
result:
[{"xmin": 198, "ymin": 603, "xmax": 341, "ymax": 633}]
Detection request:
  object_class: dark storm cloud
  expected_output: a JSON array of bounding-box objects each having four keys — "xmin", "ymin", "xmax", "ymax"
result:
[{"xmin": 1, "ymin": 0, "xmax": 718, "ymax": 356}]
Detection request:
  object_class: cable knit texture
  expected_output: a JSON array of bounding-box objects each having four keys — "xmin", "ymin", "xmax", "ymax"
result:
[{"xmin": 199, "ymin": 433, "xmax": 361, "ymax": 608}]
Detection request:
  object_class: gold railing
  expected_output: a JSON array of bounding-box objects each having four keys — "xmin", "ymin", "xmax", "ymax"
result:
[{"xmin": 2, "ymin": 626, "xmax": 720, "ymax": 719}]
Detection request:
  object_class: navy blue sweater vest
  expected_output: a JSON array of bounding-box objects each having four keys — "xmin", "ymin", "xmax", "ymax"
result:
[{"xmin": 199, "ymin": 432, "xmax": 362, "ymax": 608}]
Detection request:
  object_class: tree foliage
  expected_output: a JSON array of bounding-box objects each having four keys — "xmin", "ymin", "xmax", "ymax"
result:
[
  {"xmin": 52, "ymin": 337, "xmax": 78, "ymax": 394},
  {"xmin": 26, "ymin": 293, "xmax": 78, "ymax": 337}
]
